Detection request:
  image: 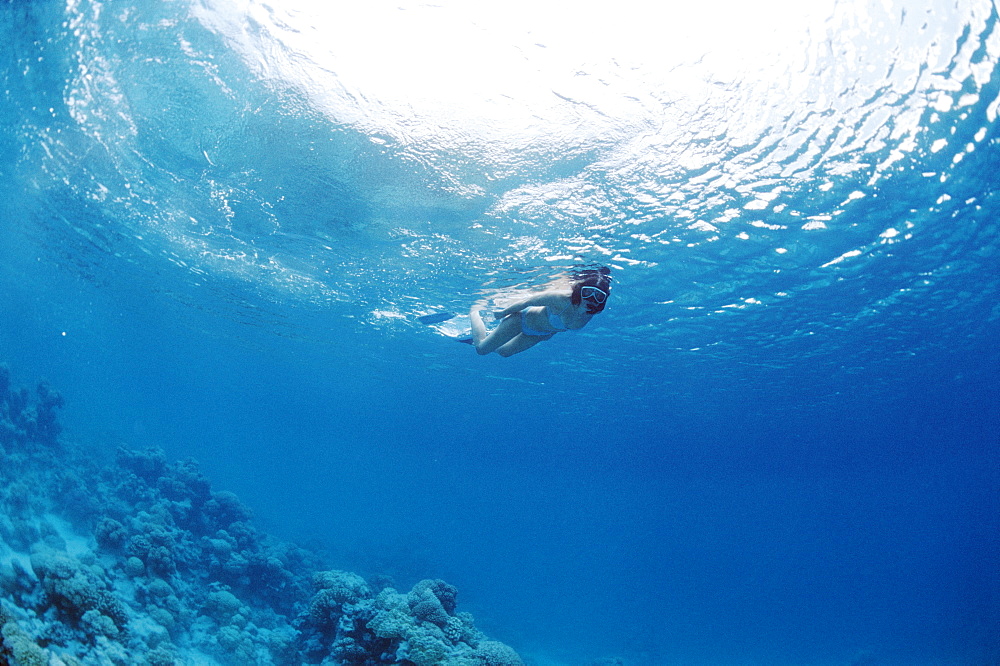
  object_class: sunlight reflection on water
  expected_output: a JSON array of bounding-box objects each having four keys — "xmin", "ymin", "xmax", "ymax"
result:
[{"xmin": 12, "ymin": 0, "xmax": 999, "ymax": 373}]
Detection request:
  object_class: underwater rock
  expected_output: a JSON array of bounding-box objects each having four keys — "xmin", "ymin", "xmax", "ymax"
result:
[{"xmin": 0, "ymin": 366, "xmax": 524, "ymax": 665}]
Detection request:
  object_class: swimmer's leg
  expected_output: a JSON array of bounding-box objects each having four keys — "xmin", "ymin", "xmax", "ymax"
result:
[
  {"xmin": 495, "ymin": 332, "xmax": 551, "ymax": 357},
  {"xmin": 470, "ymin": 306, "xmax": 522, "ymax": 355}
]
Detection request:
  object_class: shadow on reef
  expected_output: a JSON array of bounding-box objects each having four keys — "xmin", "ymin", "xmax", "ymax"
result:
[{"xmin": 0, "ymin": 364, "xmax": 523, "ymax": 665}]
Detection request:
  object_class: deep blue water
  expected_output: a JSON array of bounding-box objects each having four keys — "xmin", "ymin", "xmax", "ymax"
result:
[{"xmin": 2, "ymin": 0, "xmax": 999, "ymax": 663}]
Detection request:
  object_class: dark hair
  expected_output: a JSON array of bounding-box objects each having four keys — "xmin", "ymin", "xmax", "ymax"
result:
[{"xmin": 570, "ymin": 266, "xmax": 612, "ymax": 314}]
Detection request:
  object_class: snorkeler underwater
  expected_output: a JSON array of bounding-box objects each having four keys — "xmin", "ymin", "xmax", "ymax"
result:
[
  {"xmin": 1, "ymin": 0, "xmax": 998, "ymax": 664},
  {"xmin": 468, "ymin": 267, "xmax": 612, "ymax": 357}
]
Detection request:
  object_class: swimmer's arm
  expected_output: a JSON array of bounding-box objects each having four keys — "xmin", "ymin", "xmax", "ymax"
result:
[{"xmin": 493, "ymin": 290, "xmax": 570, "ymax": 319}]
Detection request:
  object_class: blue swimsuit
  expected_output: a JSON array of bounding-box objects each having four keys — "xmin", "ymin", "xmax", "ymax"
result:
[{"xmin": 520, "ymin": 308, "xmax": 568, "ymax": 337}]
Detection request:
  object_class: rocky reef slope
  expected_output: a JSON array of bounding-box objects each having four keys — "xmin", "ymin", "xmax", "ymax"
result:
[{"xmin": 0, "ymin": 365, "xmax": 523, "ymax": 666}]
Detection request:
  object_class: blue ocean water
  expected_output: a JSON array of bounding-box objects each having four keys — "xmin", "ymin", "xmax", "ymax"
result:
[{"xmin": 1, "ymin": 0, "xmax": 998, "ymax": 663}]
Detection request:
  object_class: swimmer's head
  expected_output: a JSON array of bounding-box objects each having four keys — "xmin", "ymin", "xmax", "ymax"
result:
[{"xmin": 571, "ymin": 266, "xmax": 612, "ymax": 314}]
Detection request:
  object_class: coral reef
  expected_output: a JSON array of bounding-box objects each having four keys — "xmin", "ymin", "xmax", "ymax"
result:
[
  {"xmin": 297, "ymin": 572, "xmax": 521, "ymax": 666},
  {"xmin": 1, "ymin": 365, "xmax": 64, "ymax": 449},
  {"xmin": 0, "ymin": 364, "xmax": 522, "ymax": 665}
]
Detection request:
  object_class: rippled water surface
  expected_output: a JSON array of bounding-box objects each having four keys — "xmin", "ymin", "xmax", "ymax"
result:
[{"xmin": 2, "ymin": 0, "xmax": 998, "ymax": 663}]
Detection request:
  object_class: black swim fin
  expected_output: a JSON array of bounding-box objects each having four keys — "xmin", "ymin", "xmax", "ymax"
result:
[{"xmin": 417, "ymin": 312, "xmax": 456, "ymax": 325}]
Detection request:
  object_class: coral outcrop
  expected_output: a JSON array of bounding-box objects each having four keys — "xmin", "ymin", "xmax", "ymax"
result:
[
  {"xmin": 298, "ymin": 572, "xmax": 521, "ymax": 666},
  {"xmin": 0, "ymin": 364, "xmax": 522, "ymax": 665}
]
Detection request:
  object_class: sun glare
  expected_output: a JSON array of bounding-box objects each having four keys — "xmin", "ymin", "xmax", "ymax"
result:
[{"xmin": 194, "ymin": 0, "xmax": 843, "ymax": 155}]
